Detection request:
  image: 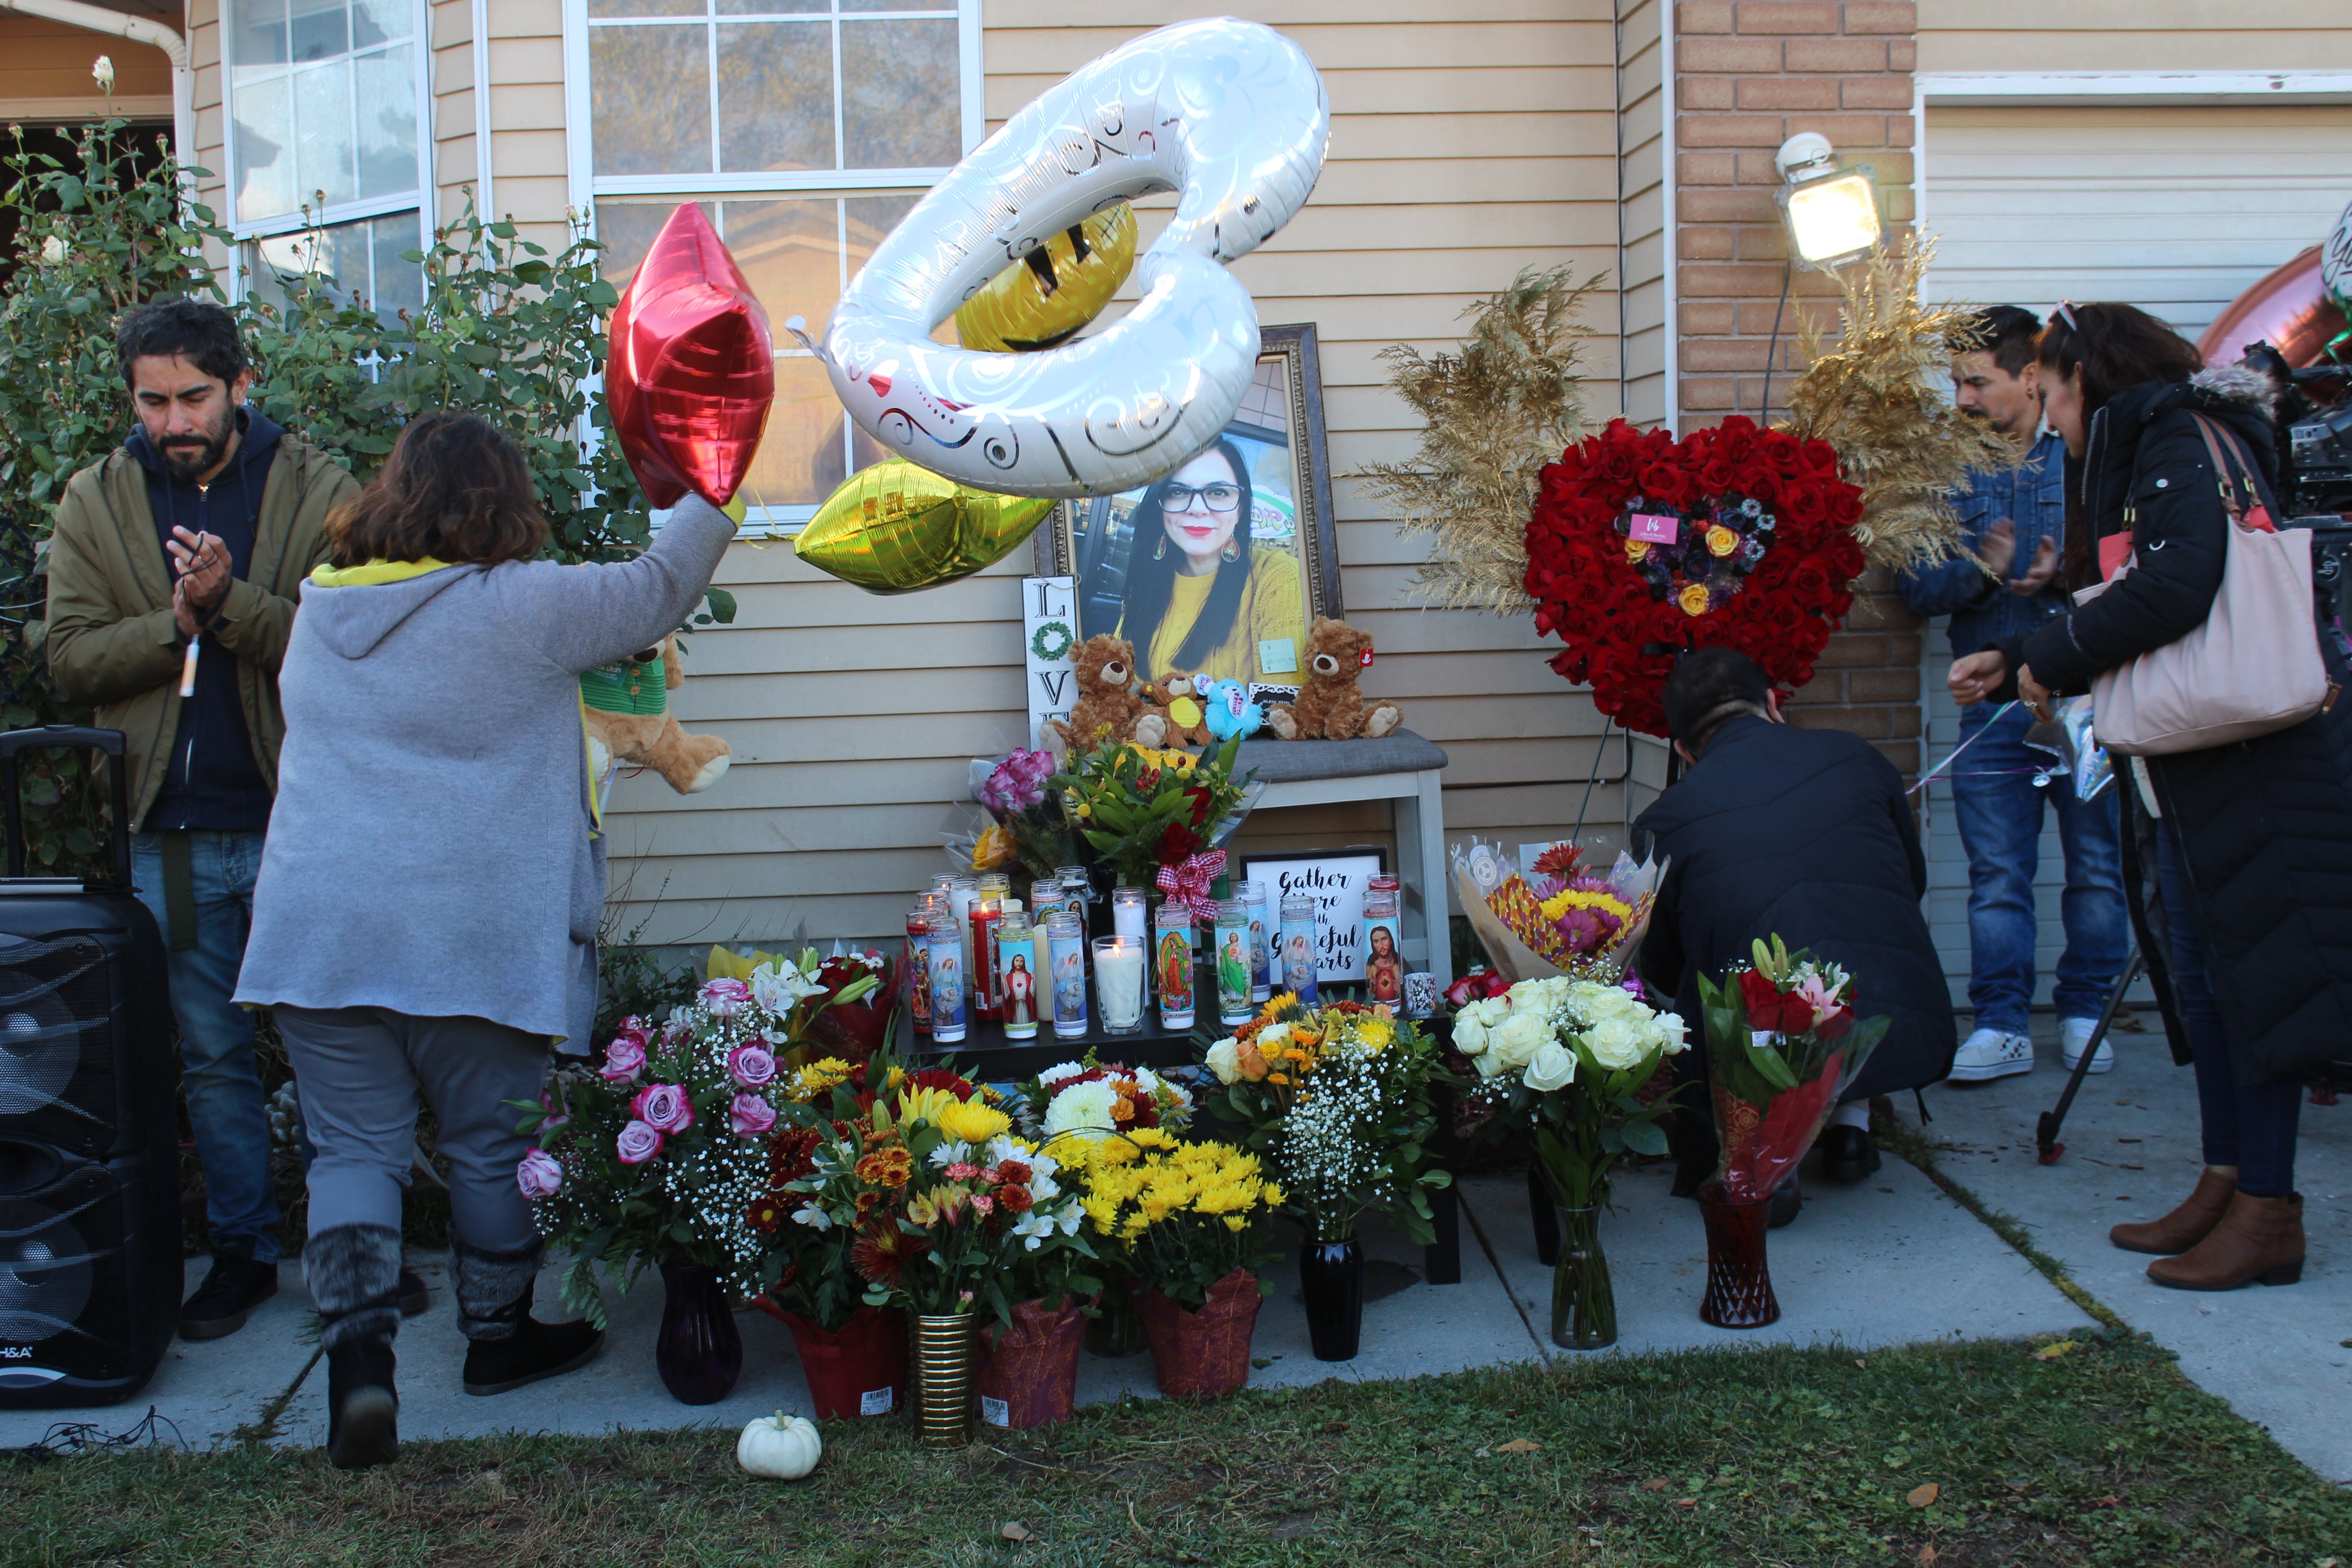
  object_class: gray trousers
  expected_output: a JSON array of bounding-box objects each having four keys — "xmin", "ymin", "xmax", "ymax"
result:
[{"xmin": 279, "ymin": 1004, "xmax": 546, "ymax": 1253}]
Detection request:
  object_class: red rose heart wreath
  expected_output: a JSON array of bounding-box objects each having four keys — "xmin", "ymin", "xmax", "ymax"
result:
[{"xmin": 1524, "ymin": 415, "xmax": 1868, "ymax": 737}]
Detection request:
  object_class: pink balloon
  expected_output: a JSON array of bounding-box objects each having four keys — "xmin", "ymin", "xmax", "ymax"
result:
[
  {"xmin": 605, "ymin": 202, "xmax": 775, "ymax": 508},
  {"xmin": 2197, "ymin": 245, "xmax": 2349, "ymax": 369}
]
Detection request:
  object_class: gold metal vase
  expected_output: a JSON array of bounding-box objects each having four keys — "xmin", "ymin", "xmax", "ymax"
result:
[{"xmin": 913, "ymin": 1313, "xmax": 976, "ymax": 1449}]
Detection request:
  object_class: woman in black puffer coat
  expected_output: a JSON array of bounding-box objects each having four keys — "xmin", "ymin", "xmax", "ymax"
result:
[{"xmin": 1950, "ymin": 303, "xmax": 2352, "ymax": 1294}]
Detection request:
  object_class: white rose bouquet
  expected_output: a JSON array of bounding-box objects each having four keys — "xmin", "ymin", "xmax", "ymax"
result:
[
  {"xmin": 1456, "ymin": 975, "xmax": 1689, "ymax": 1212},
  {"xmin": 1456, "ymin": 974, "xmax": 1689, "ymax": 1349}
]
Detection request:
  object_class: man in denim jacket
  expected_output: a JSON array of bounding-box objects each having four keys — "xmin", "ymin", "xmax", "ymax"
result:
[{"xmin": 1899, "ymin": 305, "xmax": 2127, "ymax": 1083}]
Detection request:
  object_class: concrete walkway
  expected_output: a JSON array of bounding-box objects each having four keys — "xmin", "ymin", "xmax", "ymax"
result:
[
  {"xmin": 0, "ymin": 1134, "xmax": 2095, "ymax": 1453},
  {"xmin": 1920, "ymin": 1012, "xmax": 2352, "ymax": 1486}
]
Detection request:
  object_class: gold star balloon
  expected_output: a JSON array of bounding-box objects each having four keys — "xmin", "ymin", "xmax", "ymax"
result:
[
  {"xmin": 794, "ymin": 460, "xmax": 1056, "ymax": 594},
  {"xmin": 952, "ymin": 202, "xmax": 1137, "ymax": 353}
]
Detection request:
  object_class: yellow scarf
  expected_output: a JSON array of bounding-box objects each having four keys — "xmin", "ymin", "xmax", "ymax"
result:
[{"xmin": 309, "ymin": 557, "xmax": 456, "ymax": 587}]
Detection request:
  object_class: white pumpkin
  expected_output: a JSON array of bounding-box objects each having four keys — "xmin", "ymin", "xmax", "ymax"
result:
[{"xmin": 736, "ymin": 1410, "xmax": 822, "ymax": 1480}]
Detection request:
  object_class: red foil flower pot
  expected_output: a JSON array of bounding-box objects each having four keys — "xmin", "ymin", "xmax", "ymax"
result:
[
  {"xmin": 975, "ymin": 1297, "xmax": 1088, "ymax": 1431},
  {"xmin": 605, "ymin": 201, "xmax": 775, "ymax": 508},
  {"xmin": 1696, "ymin": 1181, "xmax": 1781, "ymax": 1329},
  {"xmin": 764, "ymin": 1301, "xmax": 908, "ymax": 1418},
  {"xmin": 1135, "ymin": 1268, "xmax": 1261, "ymax": 1399}
]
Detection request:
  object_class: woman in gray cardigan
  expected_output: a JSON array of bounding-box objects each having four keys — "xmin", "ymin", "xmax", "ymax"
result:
[{"xmin": 235, "ymin": 412, "xmax": 738, "ymax": 1468}]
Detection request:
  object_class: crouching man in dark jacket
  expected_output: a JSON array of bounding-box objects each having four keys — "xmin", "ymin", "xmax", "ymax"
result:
[{"xmin": 1633, "ymin": 649, "xmax": 1957, "ymax": 1219}]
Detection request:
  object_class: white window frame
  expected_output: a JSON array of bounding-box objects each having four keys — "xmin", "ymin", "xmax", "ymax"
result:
[
  {"xmin": 564, "ymin": 0, "xmax": 984, "ymax": 536},
  {"xmin": 220, "ymin": 0, "xmax": 437, "ymax": 272}
]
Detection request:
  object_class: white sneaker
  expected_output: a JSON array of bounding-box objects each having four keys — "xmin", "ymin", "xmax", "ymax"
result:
[
  {"xmin": 2061, "ymin": 1016, "xmax": 2115, "ymax": 1074},
  {"xmin": 1949, "ymin": 1026, "xmax": 2036, "ymax": 1082}
]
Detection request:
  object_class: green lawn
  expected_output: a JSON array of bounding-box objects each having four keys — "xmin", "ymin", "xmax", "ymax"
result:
[{"xmin": 6, "ymin": 1332, "xmax": 2345, "ymax": 1567}]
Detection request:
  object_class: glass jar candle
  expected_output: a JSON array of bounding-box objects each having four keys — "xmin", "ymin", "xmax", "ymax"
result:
[
  {"xmin": 996, "ymin": 911, "xmax": 1040, "ymax": 1041},
  {"xmin": 1212, "ymin": 898, "xmax": 1254, "ymax": 1026},
  {"xmin": 1111, "ymin": 886, "xmax": 1147, "ymax": 944},
  {"xmin": 926, "ymin": 913, "xmax": 967, "ymax": 1044},
  {"xmin": 1239, "ymin": 879, "xmax": 1273, "ymax": 1003},
  {"xmin": 1093, "ymin": 936, "xmax": 1146, "ymax": 1035},
  {"xmin": 905, "ymin": 906, "xmax": 934, "ymax": 1035},
  {"xmin": 1279, "ymin": 892, "xmax": 1321, "ymax": 1007},
  {"xmin": 969, "ymin": 894, "xmax": 1004, "ymax": 1023},
  {"xmin": 1045, "ymin": 916, "xmax": 1089, "ymax": 1038},
  {"xmin": 1362, "ymin": 888, "xmax": 1402, "ymax": 1007},
  {"xmin": 1153, "ymin": 900, "xmax": 1196, "ymax": 1032}
]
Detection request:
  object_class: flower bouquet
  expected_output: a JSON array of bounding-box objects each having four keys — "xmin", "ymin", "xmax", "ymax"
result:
[
  {"xmin": 1202, "ymin": 997, "xmax": 1452, "ymax": 1360},
  {"xmin": 1051, "ymin": 737, "xmax": 1259, "ymax": 916},
  {"xmin": 703, "ymin": 945, "xmax": 896, "ymax": 1063},
  {"xmin": 1454, "ymin": 975, "xmax": 1688, "ymax": 1348},
  {"xmin": 1691, "ymin": 935, "xmax": 1890, "ymax": 1328},
  {"xmin": 514, "ymin": 961, "xmax": 870, "ymax": 1403},
  {"xmin": 1072, "ymin": 1127, "xmax": 1284, "ymax": 1397},
  {"xmin": 954, "ymin": 748, "xmax": 1080, "ymax": 879},
  {"xmin": 777, "ymin": 1058, "xmax": 1097, "ymax": 1445},
  {"xmin": 1019, "ymin": 1058, "xmax": 1196, "ymax": 1148},
  {"xmin": 1451, "ymin": 838, "xmax": 1665, "ymax": 986}
]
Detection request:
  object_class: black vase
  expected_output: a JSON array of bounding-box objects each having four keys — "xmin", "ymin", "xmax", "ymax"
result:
[
  {"xmin": 1300, "ymin": 1238, "xmax": 1364, "ymax": 1362},
  {"xmin": 656, "ymin": 1263, "xmax": 743, "ymax": 1404}
]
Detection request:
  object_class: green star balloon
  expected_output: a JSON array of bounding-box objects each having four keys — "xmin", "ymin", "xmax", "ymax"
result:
[{"xmin": 793, "ymin": 459, "xmax": 1057, "ymax": 593}]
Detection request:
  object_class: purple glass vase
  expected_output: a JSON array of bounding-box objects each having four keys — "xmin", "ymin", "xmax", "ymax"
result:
[{"xmin": 656, "ymin": 1263, "xmax": 743, "ymax": 1404}]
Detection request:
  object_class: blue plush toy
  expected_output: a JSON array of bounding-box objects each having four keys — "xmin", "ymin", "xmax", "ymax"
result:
[{"xmin": 1204, "ymin": 679, "xmax": 1264, "ymax": 741}]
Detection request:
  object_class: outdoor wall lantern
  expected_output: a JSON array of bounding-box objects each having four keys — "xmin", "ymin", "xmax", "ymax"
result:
[{"xmin": 1774, "ymin": 132, "xmax": 1881, "ymax": 270}]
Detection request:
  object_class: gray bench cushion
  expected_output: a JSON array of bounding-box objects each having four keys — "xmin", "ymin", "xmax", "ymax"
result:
[{"xmin": 1233, "ymin": 728, "xmax": 1448, "ymax": 782}]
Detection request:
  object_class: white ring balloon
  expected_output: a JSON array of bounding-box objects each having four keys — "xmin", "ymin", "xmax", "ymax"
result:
[{"xmin": 813, "ymin": 16, "xmax": 1329, "ymax": 499}]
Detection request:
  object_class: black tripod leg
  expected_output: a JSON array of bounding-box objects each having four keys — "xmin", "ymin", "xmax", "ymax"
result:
[{"xmin": 2036, "ymin": 946, "xmax": 2144, "ymax": 1165}]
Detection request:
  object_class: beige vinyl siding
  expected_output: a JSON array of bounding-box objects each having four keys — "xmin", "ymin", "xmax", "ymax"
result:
[
  {"xmin": 601, "ymin": 2, "xmax": 1646, "ymax": 949},
  {"xmin": 0, "ymin": 15, "xmax": 172, "ymax": 115},
  {"xmin": 1919, "ymin": 0, "xmax": 2352, "ymax": 74},
  {"xmin": 1615, "ymin": 0, "xmax": 1668, "ymax": 431},
  {"xmin": 429, "ymin": 0, "xmax": 482, "ymax": 228}
]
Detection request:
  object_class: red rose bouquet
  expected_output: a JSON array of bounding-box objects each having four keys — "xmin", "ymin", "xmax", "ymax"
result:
[
  {"xmin": 1049, "ymin": 738, "xmax": 1257, "ymax": 917},
  {"xmin": 1694, "ymin": 935, "xmax": 1890, "ymax": 1203},
  {"xmin": 1524, "ymin": 416, "xmax": 1867, "ymax": 736}
]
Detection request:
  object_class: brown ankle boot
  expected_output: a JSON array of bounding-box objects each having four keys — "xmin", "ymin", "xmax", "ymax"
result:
[
  {"xmin": 2146, "ymin": 1191, "xmax": 2304, "ymax": 1290},
  {"xmin": 2110, "ymin": 1168, "xmax": 2237, "ymax": 1255}
]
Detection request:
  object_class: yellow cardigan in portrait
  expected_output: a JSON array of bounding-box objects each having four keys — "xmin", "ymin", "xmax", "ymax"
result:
[{"xmin": 1123, "ymin": 547, "xmax": 1306, "ymax": 685}]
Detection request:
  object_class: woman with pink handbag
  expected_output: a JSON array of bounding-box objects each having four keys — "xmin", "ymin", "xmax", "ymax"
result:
[{"xmin": 1949, "ymin": 303, "xmax": 2352, "ymax": 1294}]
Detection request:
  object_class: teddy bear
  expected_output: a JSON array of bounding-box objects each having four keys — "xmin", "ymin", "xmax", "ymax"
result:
[
  {"xmin": 1044, "ymin": 633, "xmax": 1163, "ymax": 755},
  {"xmin": 1265, "ymin": 617, "xmax": 1403, "ymax": 741},
  {"xmin": 582, "ymin": 635, "xmax": 733, "ymax": 794},
  {"xmin": 1203, "ymin": 678, "xmax": 1264, "ymax": 742},
  {"xmin": 1148, "ymin": 671, "xmax": 1215, "ymax": 749}
]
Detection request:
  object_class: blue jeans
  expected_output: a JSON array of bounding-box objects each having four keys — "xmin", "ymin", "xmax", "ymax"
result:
[
  {"xmin": 2154, "ymin": 822, "xmax": 2302, "ymax": 1196},
  {"xmin": 132, "ymin": 831, "xmax": 280, "ymax": 1263},
  {"xmin": 1949, "ymin": 702, "xmax": 2129, "ymax": 1032}
]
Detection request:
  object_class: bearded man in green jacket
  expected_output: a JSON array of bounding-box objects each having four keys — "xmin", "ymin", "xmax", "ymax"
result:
[{"xmin": 44, "ymin": 295, "xmax": 363, "ymax": 1342}]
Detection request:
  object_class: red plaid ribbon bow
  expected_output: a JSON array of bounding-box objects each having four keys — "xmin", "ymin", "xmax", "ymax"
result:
[{"xmin": 1155, "ymin": 850, "xmax": 1227, "ymax": 920}]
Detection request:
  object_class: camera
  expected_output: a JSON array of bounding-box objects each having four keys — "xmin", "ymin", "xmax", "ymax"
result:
[{"xmin": 2238, "ymin": 343, "xmax": 2352, "ymax": 522}]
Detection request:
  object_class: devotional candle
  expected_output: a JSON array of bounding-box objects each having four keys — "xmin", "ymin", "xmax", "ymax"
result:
[
  {"xmin": 997, "ymin": 911, "xmax": 1039, "ymax": 1041},
  {"xmin": 1046, "ymin": 916, "xmax": 1089, "ymax": 1038},
  {"xmin": 1213, "ymin": 898, "xmax": 1254, "ymax": 1026},
  {"xmin": 1055, "ymin": 865, "xmax": 1093, "ymax": 943},
  {"xmin": 1279, "ymin": 892, "xmax": 1320, "ymax": 1006},
  {"xmin": 926, "ymin": 915, "xmax": 967, "ymax": 1044},
  {"xmin": 905, "ymin": 906, "xmax": 933, "ymax": 1034},
  {"xmin": 1094, "ymin": 936, "xmax": 1145, "ymax": 1034},
  {"xmin": 1239, "ymin": 879, "xmax": 1273, "ymax": 1003},
  {"xmin": 1154, "ymin": 899, "xmax": 1196, "ymax": 1032},
  {"xmin": 947, "ymin": 874, "xmax": 979, "ymax": 1006},
  {"xmin": 1111, "ymin": 886, "xmax": 1147, "ymax": 944}
]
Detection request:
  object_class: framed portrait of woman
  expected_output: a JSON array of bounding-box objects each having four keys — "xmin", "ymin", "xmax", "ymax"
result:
[{"xmin": 1036, "ymin": 323, "xmax": 1341, "ymax": 704}]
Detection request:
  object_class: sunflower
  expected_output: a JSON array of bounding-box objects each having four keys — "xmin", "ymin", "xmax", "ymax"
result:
[{"xmin": 850, "ymin": 1222, "xmax": 928, "ymax": 1288}]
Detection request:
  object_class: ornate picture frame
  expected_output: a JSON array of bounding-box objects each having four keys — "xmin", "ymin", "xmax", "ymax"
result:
[{"xmin": 1035, "ymin": 322, "xmax": 1341, "ymax": 704}]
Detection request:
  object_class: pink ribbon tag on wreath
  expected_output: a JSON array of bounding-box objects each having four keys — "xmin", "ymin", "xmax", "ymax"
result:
[
  {"xmin": 1156, "ymin": 850, "xmax": 1228, "ymax": 920},
  {"xmin": 1628, "ymin": 513, "xmax": 1681, "ymax": 545}
]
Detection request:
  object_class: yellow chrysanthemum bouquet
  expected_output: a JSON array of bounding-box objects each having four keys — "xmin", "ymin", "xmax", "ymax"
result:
[
  {"xmin": 1452, "ymin": 837, "xmax": 1665, "ymax": 985},
  {"xmin": 1071, "ymin": 1127, "xmax": 1284, "ymax": 1311}
]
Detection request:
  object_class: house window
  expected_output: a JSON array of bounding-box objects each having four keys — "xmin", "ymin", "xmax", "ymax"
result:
[
  {"xmin": 579, "ymin": 0, "xmax": 978, "ymax": 529},
  {"xmin": 225, "ymin": 0, "xmax": 429, "ymax": 315}
]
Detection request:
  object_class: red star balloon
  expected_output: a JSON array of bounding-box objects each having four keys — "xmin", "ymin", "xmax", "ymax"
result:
[{"xmin": 605, "ymin": 202, "xmax": 774, "ymax": 508}]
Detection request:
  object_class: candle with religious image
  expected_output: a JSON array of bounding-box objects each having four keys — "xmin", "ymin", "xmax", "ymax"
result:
[
  {"xmin": 971, "ymin": 873, "xmax": 1011, "ymax": 1021},
  {"xmin": 1030, "ymin": 877, "xmax": 1068, "ymax": 933},
  {"xmin": 996, "ymin": 911, "xmax": 1040, "ymax": 1041},
  {"xmin": 1055, "ymin": 865, "xmax": 1093, "ymax": 945},
  {"xmin": 1154, "ymin": 900, "xmax": 1196, "ymax": 1032},
  {"xmin": 905, "ymin": 906, "xmax": 934, "ymax": 1034},
  {"xmin": 926, "ymin": 915, "xmax": 967, "ymax": 1044},
  {"xmin": 1239, "ymin": 879, "xmax": 1273, "ymax": 1003},
  {"xmin": 1279, "ymin": 892, "xmax": 1320, "ymax": 1006},
  {"xmin": 1046, "ymin": 916, "xmax": 1089, "ymax": 1038},
  {"xmin": 947, "ymin": 873, "xmax": 979, "ymax": 1009},
  {"xmin": 1213, "ymin": 898, "xmax": 1254, "ymax": 1026},
  {"xmin": 1363, "ymin": 888, "xmax": 1403, "ymax": 1007}
]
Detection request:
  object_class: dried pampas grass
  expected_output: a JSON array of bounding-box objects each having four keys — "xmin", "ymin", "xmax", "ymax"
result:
[
  {"xmin": 1779, "ymin": 235, "xmax": 2018, "ymax": 573},
  {"xmin": 1356, "ymin": 265, "xmax": 1606, "ymax": 614}
]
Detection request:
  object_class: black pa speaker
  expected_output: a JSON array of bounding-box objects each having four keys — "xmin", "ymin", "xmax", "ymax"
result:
[{"xmin": 0, "ymin": 727, "xmax": 178, "ymax": 1408}]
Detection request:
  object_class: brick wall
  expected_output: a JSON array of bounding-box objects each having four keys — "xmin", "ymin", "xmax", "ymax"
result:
[{"xmin": 1675, "ymin": 0, "xmax": 1923, "ymax": 773}]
